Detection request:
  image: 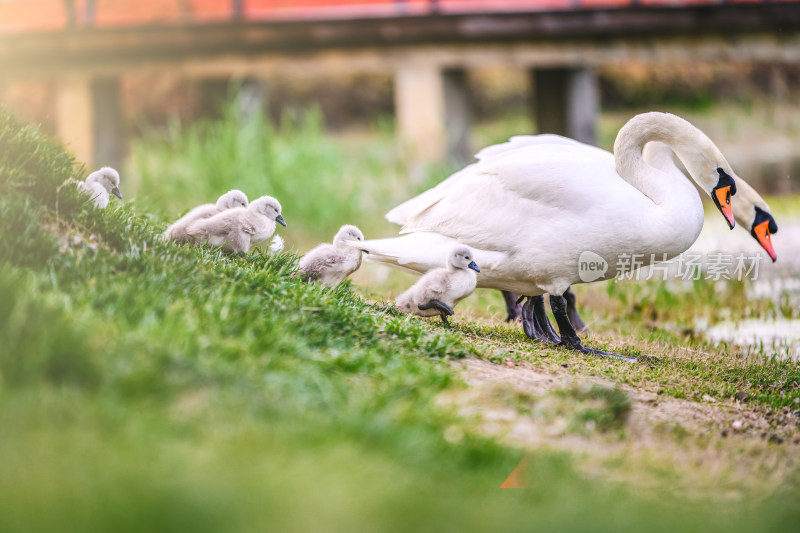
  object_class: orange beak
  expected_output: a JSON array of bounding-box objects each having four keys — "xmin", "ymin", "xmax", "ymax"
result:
[
  {"xmin": 713, "ymin": 185, "xmax": 735, "ymax": 229},
  {"xmin": 753, "ymin": 220, "xmax": 777, "ymax": 262}
]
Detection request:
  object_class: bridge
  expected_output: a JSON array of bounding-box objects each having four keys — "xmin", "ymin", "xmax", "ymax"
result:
[{"xmin": 2, "ymin": 0, "xmax": 800, "ymax": 166}]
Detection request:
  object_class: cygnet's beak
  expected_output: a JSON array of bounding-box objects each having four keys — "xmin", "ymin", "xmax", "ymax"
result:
[
  {"xmin": 468, "ymin": 261, "xmax": 480, "ymax": 272},
  {"xmin": 111, "ymin": 186, "xmax": 122, "ymax": 199},
  {"xmin": 276, "ymin": 215, "xmax": 287, "ymax": 227}
]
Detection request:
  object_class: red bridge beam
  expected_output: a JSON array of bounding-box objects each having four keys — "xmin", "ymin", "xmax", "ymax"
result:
[
  {"xmin": 2, "ymin": 4, "xmax": 800, "ymax": 76},
  {"xmin": 1, "ymin": 1, "xmax": 799, "ymax": 35}
]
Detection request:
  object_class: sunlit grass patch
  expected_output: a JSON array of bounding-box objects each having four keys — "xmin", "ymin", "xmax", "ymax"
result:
[{"xmin": 2, "ymin": 105, "xmax": 800, "ymax": 532}]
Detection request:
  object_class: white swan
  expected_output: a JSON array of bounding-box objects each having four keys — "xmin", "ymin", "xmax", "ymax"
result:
[
  {"xmin": 164, "ymin": 189, "xmax": 249, "ymax": 242},
  {"xmin": 350, "ymin": 112, "xmax": 744, "ymax": 358},
  {"xmin": 516, "ymin": 138, "xmax": 779, "ymax": 343},
  {"xmin": 185, "ymin": 195, "xmax": 286, "ymax": 254},
  {"xmin": 438, "ymin": 134, "xmax": 778, "ymax": 326},
  {"xmin": 395, "ymin": 245, "xmax": 480, "ymax": 327},
  {"xmin": 384, "ymin": 129, "xmax": 779, "ymax": 340},
  {"xmin": 73, "ymin": 167, "xmax": 122, "ymax": 208},
  {"xmin": 446, "ymin": 134, "xmax": 778, "ymax": 260},
  {"xmin": 298, "ymin": 225, "xmax": 365, "ymax": 287}
]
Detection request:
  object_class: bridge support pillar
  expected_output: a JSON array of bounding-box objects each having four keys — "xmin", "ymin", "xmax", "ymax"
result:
[
  {"xmin": 56, "ymin": 75, "xmax": 126, "ymax": 169},
  {"xmin": 56, "ymin": 75, "xmax": 95, "ymax": 166},
  {"xmin": 394, "ymin": 63, "xmax": 472, "ymax": 165},
  {"xmin": 443, "ymin": 68, "xmax": 472, "ymax": 167},
  {"xmin": 91, "ymin": 76, "xmax": 126, "ymax": 170},
  {"xmin": 531, "ymin": 66, "xmax": 598, "ymax": 144}
]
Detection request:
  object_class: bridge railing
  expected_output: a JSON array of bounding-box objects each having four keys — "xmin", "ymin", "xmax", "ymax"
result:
[{"xmin": 0, "ymin": 0, "xmax": 778, "ymax": 34}]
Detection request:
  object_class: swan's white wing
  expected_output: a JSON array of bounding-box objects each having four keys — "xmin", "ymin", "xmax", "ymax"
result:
[
  {"xmin": 387, "ymin": 135, "xmax": 615, "ymax": 226},
  {"xmin": 400, "ymin": 145, "xmax": 625, "ymax": 251},
  {"xmin": 474, "ymin": 134, "xmax": 611, "ymax": 162},
  {"xmin": 385, "ymin": 164, "xmax": 477, "ymax": 225}
]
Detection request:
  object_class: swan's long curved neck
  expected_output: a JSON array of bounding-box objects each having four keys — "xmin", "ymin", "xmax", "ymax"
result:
[
  {"xmin": 613, "ymin": 113, "xmax": 720, "ymax": 207},
  {"xmin": 612, "ymin": 113, "xmax": 714, "ymax": 258}
]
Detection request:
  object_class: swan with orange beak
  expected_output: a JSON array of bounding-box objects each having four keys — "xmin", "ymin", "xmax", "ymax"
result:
[
  {"xmin": 706, "ymin": 165, "xmax": 777, "ymax": 263},
  {"xmin": 734, "ymin": 177, "xmax": 779, "ymax": 262},
  {"xmin": 712, "ymin": 168, "xmax": 737, "ymax": 229}
]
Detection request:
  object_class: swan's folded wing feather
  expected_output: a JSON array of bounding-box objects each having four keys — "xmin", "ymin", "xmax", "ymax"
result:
[
  {"xmin": 391, "ymin": 142, "xmax": 614, "ymax": 229},
  {"xmin": 476, "ymin": 134, "xmax": 612, "ymax": 162},
  {"xmin": 386, "ymin": 175, "xmax": 465, "ymax": 225},
  {"xmin": 387, "ymin": 136, "xmax": 541, "ymax": 225},
  {"xmin": 397, "ymin": 145, "xmax": 621, "ymax": 252}
]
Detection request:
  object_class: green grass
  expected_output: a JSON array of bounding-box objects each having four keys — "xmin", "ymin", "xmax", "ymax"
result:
[
  {"xmin": 131, "ymin": 103, "xmax": 453, "ymax": 248},
  {"xmin": 1, "ymin": 106, "xmax": 800, "ymax": 531}
]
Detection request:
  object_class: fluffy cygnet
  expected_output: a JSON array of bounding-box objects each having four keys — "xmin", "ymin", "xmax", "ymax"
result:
[
  {"xmin": 298, "ymin": 225, "xmax": 364, "ymax": 287},
  {"xmin": 75, "ymin": 167, "xmax": 122, "ymax": 208},
  {"xmin": 164, "ymin": 190, "xmax": 248, "ymax": 242},
  {"xmin": 395, "ymin": 245, "xmax": 480, "ymax": 326},
  {"xmin": 184, "ymin": 195, "xmax": 286, "ymax": 254}
]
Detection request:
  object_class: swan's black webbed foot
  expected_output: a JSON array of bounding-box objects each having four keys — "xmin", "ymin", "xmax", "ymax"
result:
[
  {"xmin": 502, "ymin": 291, "xmax": 522, "ymax": 322},
  {"xmin": 519, "ymin": 296, "xmax": 561, "ymax": 344},
  {"xmin": 550, "ymin": 294, "xmax": 636, "ymax": 363},
  {"xmin": 557, "ymin": 336, "xmax": 637, "ymax": 362},
  {"xmin": 563, "ymin": 287, "xmax": 589, "ymax": 334},
  {"xmin": 534, "ymin": 295, "xmax": 561, "ymax": 343},
  {"xmin": 419, "ymin": 299, "xmax": 454, "ymax": 328}
]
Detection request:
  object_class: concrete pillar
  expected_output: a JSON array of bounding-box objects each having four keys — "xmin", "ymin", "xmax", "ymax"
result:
[
  {"xmin": 531, "ymin": 66, "xmax": 598, "ymax": 144},
  {"xmin": 394, "ymin": 63, "xmax": 472, "ymax": 164},
  {"xmin": 394, "ymin": 62, "xmax": 446, "ymax": 162},
  {"xmin": 443, "ymin": 68, "xmax": 472, "ymax": 167},
  {"xmin": 91, "ymin": 76, "xmax": 126, "ymax": 170},
  {"xmin": 56, "ymin": 75, "xmax": 127, "ymax": 168},
  {"xmin": 56, "ymin": 75, "xmax": 94, "ymax": 165}
]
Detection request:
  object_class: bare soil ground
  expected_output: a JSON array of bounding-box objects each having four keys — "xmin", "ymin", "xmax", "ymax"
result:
[{"xmin": 441, "ymin": 357, "xmax": 800, "ymax": 494}]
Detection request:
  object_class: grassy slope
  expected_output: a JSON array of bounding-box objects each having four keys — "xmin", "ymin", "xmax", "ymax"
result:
[{"xmin": 1, "ymin": 107, "xmax": 798, "ymax": 531}]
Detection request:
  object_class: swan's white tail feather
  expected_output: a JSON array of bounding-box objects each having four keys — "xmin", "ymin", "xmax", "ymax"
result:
[
  {"xmin": 344, "ymin": 233, "xmax": 460, "ymax": 275},
  {"xmin": 345, "ymin": 233, "xmax": 508, "ymax": 280}
]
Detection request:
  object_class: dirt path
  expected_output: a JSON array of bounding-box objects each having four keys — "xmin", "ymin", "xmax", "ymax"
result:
[{"xmin": 442, "ymin": 357, "xmax": 800, "ymax": 495}]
